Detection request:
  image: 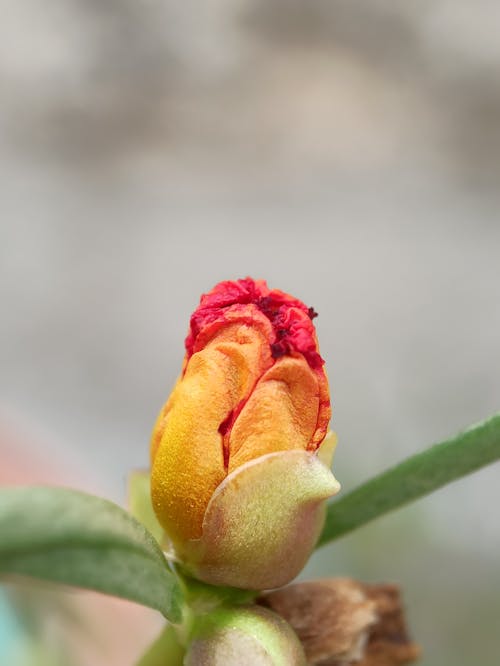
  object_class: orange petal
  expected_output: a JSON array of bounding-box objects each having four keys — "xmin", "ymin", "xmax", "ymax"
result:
[
  {"xmin": 151, "ymin": 324, "xmax": 271, "ymax": 543},
  {"xmin": 228, "ymin": 356, "xmax": 320, "ymax": 472},
  {"xmin": 150, "ymin": 376, "xmax": 181, "ymax": 462}
]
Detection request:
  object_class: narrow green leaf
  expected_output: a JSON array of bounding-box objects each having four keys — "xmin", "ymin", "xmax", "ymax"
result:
[
  {"xmin": 0, "ymin": 487, "xmax": 182, "ymax": 622},
  {"xmin": 318, "ymin": 413, "xmax": 500, "ymax": 547}
]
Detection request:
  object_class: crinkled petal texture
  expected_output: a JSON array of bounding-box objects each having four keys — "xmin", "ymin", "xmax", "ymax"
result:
[
  {"xmin": 185, "ymin": 605, "xmax": 306, "ymax": 666},
  {"xmin": 150, "ymin": 278, "xmax": 338, "ymax": 588}
]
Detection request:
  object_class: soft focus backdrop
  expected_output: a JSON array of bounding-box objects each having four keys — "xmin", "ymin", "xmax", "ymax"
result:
[{"xmin": 1, "ymin": 2, "xmax": 499, "ymax": 665}]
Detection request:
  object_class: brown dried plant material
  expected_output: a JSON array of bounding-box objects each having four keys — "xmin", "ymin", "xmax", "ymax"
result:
[
  {"xmin": 357, "ymin": 582, "xmax": 421, "ymax": 666},
  {"xmin": 258, "ymin": 578, "xmax": 420, "ymax": 666}
]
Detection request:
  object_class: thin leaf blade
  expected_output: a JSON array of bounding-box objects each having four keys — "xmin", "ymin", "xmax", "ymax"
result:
[
  {"xmin": 0, "ymin": 486, "xmax": 182, "ymax": 621},
  {"xmin": 318, "ymin": 413, "xmax": 500, "ymax": 547}
]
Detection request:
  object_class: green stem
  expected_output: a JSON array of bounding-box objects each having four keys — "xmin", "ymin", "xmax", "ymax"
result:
[{"xmin": 135, "ymin": 624, "xmax": 185, "ymax": 666}]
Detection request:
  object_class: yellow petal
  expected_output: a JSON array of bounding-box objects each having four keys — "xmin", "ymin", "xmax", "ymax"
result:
[
  {"xmin": 317, "ymin": 431, "xmax": 338, "ymax": 469},
  {"xmin": 151, "ymin": 324, "xmax": 271, "ymax": 543}
]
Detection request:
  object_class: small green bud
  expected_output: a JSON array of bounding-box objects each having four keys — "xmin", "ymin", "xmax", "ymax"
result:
[{"xmin": 184, "ymin": 605, "xmax": 306, "ymax": 666}]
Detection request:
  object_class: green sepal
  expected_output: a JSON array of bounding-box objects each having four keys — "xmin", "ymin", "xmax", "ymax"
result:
[
  {"xmin": 181, "ymin": 449, "xmax": 339, "ymax": 589},
  {"xmin": 128, "ymin": 470, "xmax": 165, "ymax": 545}
]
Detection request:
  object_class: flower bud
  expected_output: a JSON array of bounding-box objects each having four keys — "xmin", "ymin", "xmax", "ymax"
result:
[
  {"xmin": 184, "ymin": 604, "xmax": 306, "ymax": 666},
  {"xmin": 151, "ymin": 278, "xmax": 340, "ymax": 588}
]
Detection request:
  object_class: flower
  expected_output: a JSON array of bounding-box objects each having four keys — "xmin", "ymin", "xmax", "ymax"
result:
[{"xmin": 150, "ymin": 278, "xmax": 339, "ymax": 589}]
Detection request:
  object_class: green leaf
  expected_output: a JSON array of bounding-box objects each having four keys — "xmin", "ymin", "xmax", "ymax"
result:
[
  {"xmin": 0, "ymin": 486, "xmax": 182, "ymax": 622},
  {"xmin": 318, "ymin": 412, "xmax": 500, "ymax": 547}
]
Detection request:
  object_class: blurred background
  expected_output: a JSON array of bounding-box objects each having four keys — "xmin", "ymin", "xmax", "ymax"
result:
[{"xmin": 1, "ymin": 1, "xmax": 499, "ymax": 664}]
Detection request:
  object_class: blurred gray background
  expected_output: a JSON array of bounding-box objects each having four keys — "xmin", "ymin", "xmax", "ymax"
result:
[{"xmin": 1, "ymin": 2, "xmax": 499, "ymax": 665}]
